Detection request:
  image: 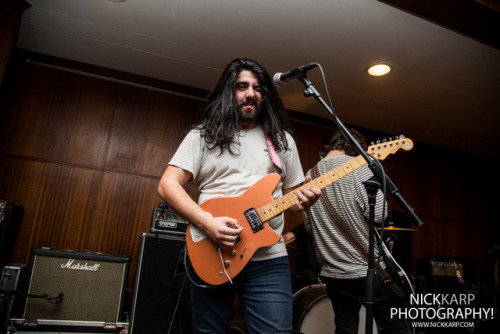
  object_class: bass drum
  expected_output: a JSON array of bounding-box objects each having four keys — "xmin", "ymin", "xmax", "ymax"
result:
[{"xmin": 293, "ymin": 284, "xmax": 378, "ymax": 334}]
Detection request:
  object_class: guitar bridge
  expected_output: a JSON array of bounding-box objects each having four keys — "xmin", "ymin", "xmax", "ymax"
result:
[{"xmin": 244, "ymin": 208, "xmax": 264, "ymax": 233}]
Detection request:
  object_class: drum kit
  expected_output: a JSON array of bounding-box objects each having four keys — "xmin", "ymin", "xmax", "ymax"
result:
[{"xmin": 288, "ymin": 224, "xmax": 418, "ymax": 334}]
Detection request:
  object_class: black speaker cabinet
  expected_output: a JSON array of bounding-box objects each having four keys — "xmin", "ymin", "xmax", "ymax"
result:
[
  {"xmin": 22, "ymin": 248, "xmax": 129, "ymax": 323},
  {"xmin": 0, "ymin": 201, "xmax": 23, "ymax": 267},
  {"xmin": 130, "ymin": 233, "xmax": 192, "ymax": 334}
]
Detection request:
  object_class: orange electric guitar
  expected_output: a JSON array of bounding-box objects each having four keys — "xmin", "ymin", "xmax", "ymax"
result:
[{"xmin": 186, "ymin": 137, "xmax": 414, "ymax": 285}]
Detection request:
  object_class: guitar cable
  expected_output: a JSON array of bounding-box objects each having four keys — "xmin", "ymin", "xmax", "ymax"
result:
[
  {"xmin": 182, "ymin": 245, "xmax": 214, "ymax": 290},
  {"xmin": 217, "ymin": 247, "xmax": 234, "ymax": 284}
]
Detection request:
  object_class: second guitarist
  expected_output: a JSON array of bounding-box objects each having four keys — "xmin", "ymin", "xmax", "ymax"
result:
[{"xmin": 303, "ymin": 128, "xmax": 412, "ymax": 334}]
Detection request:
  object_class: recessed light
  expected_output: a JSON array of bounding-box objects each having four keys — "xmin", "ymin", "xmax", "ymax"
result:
[{"xmin": 367, "ymin": 63, "xmax": 391, "ymax": 76}]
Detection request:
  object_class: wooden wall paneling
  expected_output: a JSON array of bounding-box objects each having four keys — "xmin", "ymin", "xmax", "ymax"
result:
[
  {"xmin": 371, "ymin": 147, "xmax": 440, "ymax": 273},
  {"xmin": 437, "ymin": 153, "xmax": 462, "ymax": 222},
  {"xmin": 411, "ymin": 216, "xmax": 488, "ymax": 282},
  {"xmin": 439, "ymin": 151, "xmax": 490, "ymax": 224},
  {"xmin": 0, "ymin": 61, "xmax": 115, "ymax": 168},
  {"xmin": 0, "ymin": 157, "xmax": 102, "ymax": 265},
  {"xmin": 383, "ymin": 148, "xmax": 443, "ymax": 220},
  {"xmin": 438, "ymin": 218, "xmax": 485, "ymax": 282},
  {"xmin": 283, "ymin": 119, "xmax": 333, "ymax": 233},
  {"xmin": 411, "ymin": 216, "xmax": 491, "ymax": 281},
  {"xmin": 410, "ymin": 215, "xmax": 442, "ymax": 266},
  {"xmin": 86, "ymin": 172, "xmax": 164, "ymax": 295},
  {"xmin": 440, "ymin": 218, "xmax": 478, "ymax": 258},
  {"xmin": 87, "ymin": 172, "xmax": 161, "ymax": 254},
  {"xmin": 380, "ymin": 142, "xmax": 496, "ymax": 279},
  {"xmin": 289, "ymin": 119, "xmax": 333, "ymax": 173},
  {"xmin": 105, "ymin": 86, "xmax": 202, "ymax": 177}
]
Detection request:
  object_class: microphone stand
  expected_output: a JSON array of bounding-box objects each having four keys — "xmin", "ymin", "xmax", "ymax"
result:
[
  {"xmin": 296, "ymin": 75, "xmax": 423, "ymax": 333},
  {"xmin": 363, "ymin": 177, "xmax": 382, "ymax": 334}
]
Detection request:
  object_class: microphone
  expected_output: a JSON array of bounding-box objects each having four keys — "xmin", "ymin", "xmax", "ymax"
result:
[{"xmin": 273, "ymin": 63, "xmax": 318, "ymax": 87}]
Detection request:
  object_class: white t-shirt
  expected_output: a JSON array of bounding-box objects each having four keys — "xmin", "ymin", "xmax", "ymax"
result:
[{"xmin": 169, "ymin": 124, "xmax": 305, "ymax": 260}]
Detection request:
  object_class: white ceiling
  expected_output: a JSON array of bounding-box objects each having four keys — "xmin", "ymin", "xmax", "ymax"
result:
[{"xmin": 16, "ymin": 0, "xmax": 500, "ymax": 158}]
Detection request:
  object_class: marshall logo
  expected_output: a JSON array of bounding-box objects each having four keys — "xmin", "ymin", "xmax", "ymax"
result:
[{"xmin": 60, "ymin": 259, "xmax": 101, "ymax": 271}]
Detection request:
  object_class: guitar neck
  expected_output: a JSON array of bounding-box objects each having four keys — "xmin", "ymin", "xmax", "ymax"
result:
[{"xmin": 256, "ymin": 154, "xmax": 369, "ymax": 222}]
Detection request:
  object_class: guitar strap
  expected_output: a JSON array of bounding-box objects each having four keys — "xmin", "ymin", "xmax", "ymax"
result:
[
  {"xmin": 310, "ymin": 164, "xmax": 405, "ymax": 298},
  {"xmin": 265, "ymin": 135, "xmax": 284, "ymax": 181}
]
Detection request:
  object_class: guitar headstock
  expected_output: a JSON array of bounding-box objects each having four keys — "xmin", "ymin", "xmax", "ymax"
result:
[{"xmin": 367, "ymin": 136, "xmax": 413, "ymax": 160}]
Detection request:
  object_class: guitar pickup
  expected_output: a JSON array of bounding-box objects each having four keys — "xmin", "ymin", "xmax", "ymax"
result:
[{"xmin": 244, "ymin": 208, "xmax": 264, "ymax": 233}]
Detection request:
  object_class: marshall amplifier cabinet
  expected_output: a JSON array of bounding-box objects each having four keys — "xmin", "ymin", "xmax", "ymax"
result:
[
  {"xmin": 150, "ymin": 203, "xmax": 188, "ymax": 236},
  {"xmin": 22, "ymin": 248, "xmax": 129, "ymax": 323}
]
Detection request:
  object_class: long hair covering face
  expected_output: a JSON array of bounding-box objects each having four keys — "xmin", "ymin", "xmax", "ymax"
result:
[{"xmin": 198, "ymin": 58, "xmax": 290, "ymax": 154}]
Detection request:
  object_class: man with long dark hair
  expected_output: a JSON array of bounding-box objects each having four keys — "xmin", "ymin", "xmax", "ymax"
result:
[{"xmin": 158, "ymin": 58, "xmax": 320, "ymax": 333}]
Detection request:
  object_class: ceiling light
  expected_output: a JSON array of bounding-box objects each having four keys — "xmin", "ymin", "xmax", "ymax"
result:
[{"xmin": 367, "ymin": 63, "xmax": 391, "ymax": 76}]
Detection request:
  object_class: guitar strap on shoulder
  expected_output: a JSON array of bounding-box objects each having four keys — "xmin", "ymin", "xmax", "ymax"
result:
[
  {"xmin": 265, "ymin": 135, "xmax": 284, "ymax": 181},
  {"xmin": 310, "ymin": 164, "xmax": 405, "ymax": 298}
]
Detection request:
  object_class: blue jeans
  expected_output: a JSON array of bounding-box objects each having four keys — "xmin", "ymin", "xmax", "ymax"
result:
[{"xmin": 189, "ymin": 256, "xmax": 293, "ymax": 334}]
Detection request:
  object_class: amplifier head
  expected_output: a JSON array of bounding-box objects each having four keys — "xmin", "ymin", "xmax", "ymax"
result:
[{"xmin": 150, "ymin": 204, "xmax": 187, "ymax": 236}]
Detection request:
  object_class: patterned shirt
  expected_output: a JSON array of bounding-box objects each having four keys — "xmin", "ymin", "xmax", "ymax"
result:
[{"xmin": 303, "ymin": 154, "xmax": 387, "ymax": 279}]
